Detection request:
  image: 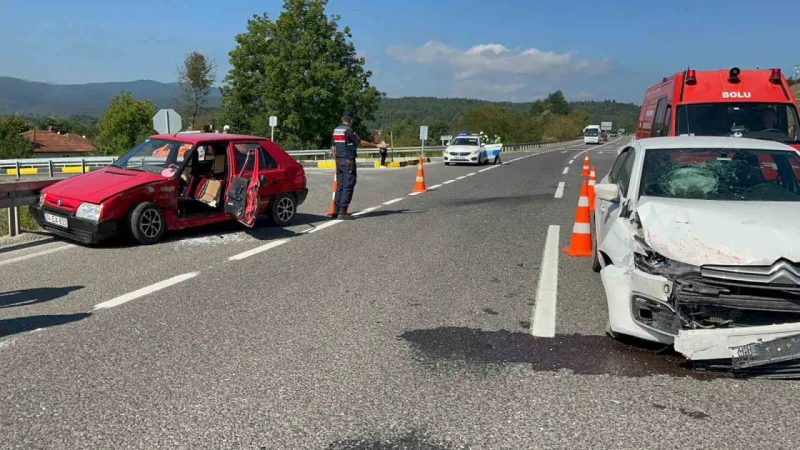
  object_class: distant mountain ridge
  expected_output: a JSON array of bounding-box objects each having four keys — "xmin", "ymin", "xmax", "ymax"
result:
[{"xmin": 0, "ymin": 77, "xmax": 221, "ymax": 116}]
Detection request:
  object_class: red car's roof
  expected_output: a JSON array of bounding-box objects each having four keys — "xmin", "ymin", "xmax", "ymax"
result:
[{"xmin": 149, "ymin": 132, "xmax": 269, "ymax": 143}]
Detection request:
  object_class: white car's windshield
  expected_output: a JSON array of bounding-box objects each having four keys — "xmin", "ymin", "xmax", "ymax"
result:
[
  {"xmin": 640, "ymin": 147, "xmax": 800, "ymax": 201},
  {"xmin": 676, "ymin": 102, "xmax": 800, "ymax": 144},
  {"xmin": 112, "ymin": 138, "xmax": 194, "ymax": 173},
  {"xmin": 450, "ymin": 137, "xmax": 479, "ymax": 146}
]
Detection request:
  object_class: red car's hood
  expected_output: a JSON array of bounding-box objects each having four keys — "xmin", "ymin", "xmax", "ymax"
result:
[{"xmin": 44, "ymin": 168, "xmax": 165, "ymax": 204}]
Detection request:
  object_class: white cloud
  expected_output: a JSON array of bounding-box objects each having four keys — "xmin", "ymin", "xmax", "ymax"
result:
[{"xmin": 386, "ymin": 41, "xmax": 610, "ymax": 79}]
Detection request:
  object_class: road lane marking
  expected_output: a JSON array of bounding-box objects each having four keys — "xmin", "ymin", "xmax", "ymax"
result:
[
  {"xmin": 383, "ymin": 197, "xmax": 404, "ymax": 205},
  {"xmin": 562, "ymin": 167, "xmax": 569, "ymax": 175},
  {"xmin": 94, "ymin": 272, "xmax": 199, "ymax": 310},
  {"xmin": 554, "ymin": 182, "xmax": 565, "ymax": 198},
  {"xmin": 568, "ymin": 159, "xmax": 574, "ymax": 164},
  {"xmin": 466, "ymin": 173, "xmax": 475, "ymax": 177},
  {"xmin": 531, "ymin": 225, "xmax": 560, "ymax": 337},
  {"xmin": 303, "ymin": 220, "xmax": 342, "ymax": 234},
  {"xmin": 353, "ymin": 206, "xmax": 380, "ymax": 216},
  {"xmin": 456, "ymin": 176, "xmax": 467, "ymax": 180},
  {"xmin": 443, "ymin": 180, "xmax": 455, "ymax": 184},
  {"xmin": 0, "ymin": 244, "xmax": 73, "ymax": 267},
  {"xmin": 561, "ymin": 151, "xmax": 567, "ymax": 153},
  {"xmin": 427, "ymin": 184, "xmax": 442, "ymax": 190},
  {"xmin": 228, "ymin": 239, "xmax": 290, "ymax": 261},
  {"xmin": 408, "ymin": 192, "xmax": 422, "ymax": 196},
  {"xmin": 478, "ymin": 168, "xmax": 491, "ymax": 172}
]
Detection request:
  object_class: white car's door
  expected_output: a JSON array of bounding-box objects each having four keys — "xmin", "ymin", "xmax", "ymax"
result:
[{"xmin": 595, "ymin": 145, "xmax": 639, "ymax": 265}]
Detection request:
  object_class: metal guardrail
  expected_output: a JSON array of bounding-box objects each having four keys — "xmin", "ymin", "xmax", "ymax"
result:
[
  {"xmin": 0, "ymin": 180, "xmax": 58, "ymax": 236},
  {"xmin": 0, "ymin": 139, "xmax": 581, "ymax": 178}
]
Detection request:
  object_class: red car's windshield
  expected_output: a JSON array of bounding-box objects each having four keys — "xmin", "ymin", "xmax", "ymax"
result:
[{"xmin": 112, "ymin": 138, "xmax": 194, "ymax": 174}]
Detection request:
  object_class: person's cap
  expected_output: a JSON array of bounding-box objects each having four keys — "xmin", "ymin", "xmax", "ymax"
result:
[{"xmin": 342, "ymin": 110, "xmax": 355, "ymax": 121}]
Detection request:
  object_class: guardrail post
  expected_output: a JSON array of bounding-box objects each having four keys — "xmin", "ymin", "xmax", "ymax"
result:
[
  {"xmin": 15, "ymin": 161, "xmax": 20, "ymax": 179},
  {"xmin": 48, "ymin": 160, "xmax": 54, "ymax": 177},
  {"xmin": 8, "ymin": 206, "xmax": 19, "ymax": 237},
  {"xmin": 81, "ymin": 158, "xmax": 86, "ymax": 174}
]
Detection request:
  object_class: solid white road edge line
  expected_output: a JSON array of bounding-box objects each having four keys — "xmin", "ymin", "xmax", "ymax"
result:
[
  {"xmin": 562, "ymin": 167, "xmax": 569, "ymax": 175},
  {"xmin": 94, "ymin": 272, "xmax": 199, "ymax": 311},
  {"xmin": 531, "ymin": 225, "xmax": 560, "ymax": 338},
  {"xmin": 228, "ymin": 238, "xmax": 291, "ymax": 261},
  {"xmin": 554, "ymin": 182, "xmax": 565, "ymax": 199},
  {"xmin": 304, "ymin": 220, "xmax": 342, "ymax": 234},
  {"xmin": 353, "ymin": 206, "xmax": 380, "ymax": 216},
  {"xmin": 0, "ymin": 244, "xmax": 73, "ymax": 267},
  {"xmin": 383, "ymin": 197, "xmax": 404, "ymax": 205}
]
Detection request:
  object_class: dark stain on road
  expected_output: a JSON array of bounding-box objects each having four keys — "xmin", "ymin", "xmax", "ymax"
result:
[
  {"xmin": 490, "ymin": 278, "xmax": 501, "ymax": 284},
  {"xmin": 481, "ymin": 308, "xmax": 499, "ymax": 316},
  {"xmin": 519, "ymin": 321, "xmax": 531, "ymax": 329},
  {"xmin": 679, "ymin": 407, "xmax": 711, "ymax": 420},
  {"xmin": 652, "ymin": 403, "xmax": 667, "ymax": 410},
  {"xmin": 326, "ymin": 430, "xmax": 455, "ymax": 450},
  {"xmin": 398, "ymin": 327, "xmax": 718, "ymax": 379}
]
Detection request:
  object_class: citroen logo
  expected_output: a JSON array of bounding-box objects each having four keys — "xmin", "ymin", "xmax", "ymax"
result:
[{"xmin": 57, "ymin": 199, "xmax": 62, "ymax": 206}]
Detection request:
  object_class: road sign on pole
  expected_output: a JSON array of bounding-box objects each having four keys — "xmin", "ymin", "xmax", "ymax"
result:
[
  {"xmin": 601, "ymin": 121, "xmax": 613, "ymax": 131},
  {"xmin": 153, "ymin": 109, "xmax": 182, "ymax": 134},
  {"xmin": 269, "ymin": 116, "xmax": 278, "ymax": 141},
  {"xmin": 419, "ymin": 126, "xmax": 428, "ymax": 158}
]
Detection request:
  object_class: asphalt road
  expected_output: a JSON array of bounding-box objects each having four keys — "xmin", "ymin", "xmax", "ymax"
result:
[{"xmin": 2, "ymin": 137, "xmax": 799, "ymax": 449}]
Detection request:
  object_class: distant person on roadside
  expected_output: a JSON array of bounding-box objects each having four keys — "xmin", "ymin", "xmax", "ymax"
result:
[
  {"xmin": 331, "ymin": 110, "xmax": 388, "ymax": 220},
  {"xmin": 373, "ymin": 130, "xmax": 388, "ymax": 168},
  {"xmin": 223, "ymin": 125, "xmax": 231, "ymax": 134}
]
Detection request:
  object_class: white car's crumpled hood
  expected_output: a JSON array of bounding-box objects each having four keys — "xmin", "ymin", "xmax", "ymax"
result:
[{"xmin": 637, "ymin": 197, "xmax": 800, "ymax": 266}]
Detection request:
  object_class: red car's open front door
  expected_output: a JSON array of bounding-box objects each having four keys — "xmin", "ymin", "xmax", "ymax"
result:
[{"xmin": 224, "ymin": 145, "xmax": 261, "ymax": 227}]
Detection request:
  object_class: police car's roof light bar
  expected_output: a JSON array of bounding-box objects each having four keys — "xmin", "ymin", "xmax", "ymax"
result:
[
  {"xmin": 769, "ymin": 68, "xmax": 782, "ymax": 84},
  {"xmin": 685, "ymin": 69, "xmax": 697, "ymax": 85},
  {"xmin": 728, "ymin": 67, "xmax": 741, "ymax": 83}
]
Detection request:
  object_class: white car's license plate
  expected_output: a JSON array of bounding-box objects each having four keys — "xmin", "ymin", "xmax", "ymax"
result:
[
  {"xmin": 453, "ymin": 156, "xmax": 466, "ymax": 161},
  {"xmin": 44, "ymin": 212, "xmax": 68, "ymax": 228}
]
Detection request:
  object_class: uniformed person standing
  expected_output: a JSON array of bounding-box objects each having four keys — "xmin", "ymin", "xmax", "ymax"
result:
[{"xmin": 332, "ymin": 110, "xmax": 387, "ymax": 219}]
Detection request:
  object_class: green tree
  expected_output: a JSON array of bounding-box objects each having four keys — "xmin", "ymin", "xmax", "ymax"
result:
[
  {"xmin": 0, "ymin": 116, "xmax": 34, "ymax": 159},
  {"xmin": 95, "ymin": 91, "xmax": 156, "ymax": 156},
  {"xmin": 545, "ymin": 91, "xmax": 571, "ymax": 116},
  {"xmin": 176, "ymin": 51, "xmax": 217, "ymax": 130},
  {"xmin": 219, "ymin": 0, "xmax": 382, "ymax": 149}
]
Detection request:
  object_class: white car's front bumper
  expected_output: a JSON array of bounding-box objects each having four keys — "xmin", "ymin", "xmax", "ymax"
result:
[{"xmin": 601, "ymin": 265, "xmax": 800, "ymax": 364}]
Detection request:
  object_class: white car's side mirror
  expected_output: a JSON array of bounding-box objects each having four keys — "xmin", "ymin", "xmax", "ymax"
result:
[{"xmin": 594, "ymin": 183, "xmax": 620, "ymax": 202}]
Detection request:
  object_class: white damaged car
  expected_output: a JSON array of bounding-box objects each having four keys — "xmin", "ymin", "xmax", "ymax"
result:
[{"xmin": 591, "ymin": 136, "xmax": 800, "ymax": 375}]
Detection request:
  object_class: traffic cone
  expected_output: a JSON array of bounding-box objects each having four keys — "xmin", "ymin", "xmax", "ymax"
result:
[
  {"xmin": 324, "ymin": 172, "xmax": 352, "ymax": 217},
  {"xmin": 581, "ymin": 154, "xmax": 590, "ymax": 177},
  {"xmin": 563, "ymin": 180, "xmax": 593, "ymax": 257},
  {"xmin": 412, "ymin": 156, "xmax": 427, "ymax": 193},
  {"xmin": 588, "ymin": 166, "xmax": 597, "ymax": 210}
]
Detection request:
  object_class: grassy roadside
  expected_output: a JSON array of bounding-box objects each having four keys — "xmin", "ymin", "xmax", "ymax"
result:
[{"xmin": 0, "ymin": 207, "xmax": 41, "ymax": 236}]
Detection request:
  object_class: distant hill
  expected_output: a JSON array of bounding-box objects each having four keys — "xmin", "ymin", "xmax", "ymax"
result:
[
  {"xmin": 0, "ymin": 76, "xmax": 640, "ymax": 131},
  {"xmin": 369, "ymin": 97, "xmax": 641, "ymax": 132},
  {"xmin": 0, "ymin": 77, "xmax": 221, "ymax": 116}
]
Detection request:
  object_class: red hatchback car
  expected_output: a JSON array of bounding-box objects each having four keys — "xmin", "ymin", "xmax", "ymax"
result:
[{"xmin": 30, "ymin": 133, "xmax": 308, "ymax": 245}]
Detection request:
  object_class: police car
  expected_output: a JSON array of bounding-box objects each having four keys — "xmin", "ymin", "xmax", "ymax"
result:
[{"xmin": 443, "ymin": 134, "xmax": 490, "ymax": 165}]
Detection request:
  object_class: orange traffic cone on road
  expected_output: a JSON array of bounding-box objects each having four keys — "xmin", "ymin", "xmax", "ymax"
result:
[
  {"xmin": 588, "ymin": 166, "xmax": 597, "ymax": 210},
  {"xmin": 581, "ymin": 154, "xmax": 590, "ymax": 177},
  {"xmin": 412, "ymin": 156, "xmax": 427, "ymax": 193},
  {"xmin": 324, "ymin": 172, "xmax": 352, "ymax": 217},
  {"xmin": 563, "ymin": 180, "xmax": 593, "ymax": 257}
]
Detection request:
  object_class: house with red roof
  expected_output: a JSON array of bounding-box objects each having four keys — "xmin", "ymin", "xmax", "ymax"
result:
[{"xmin": 21, "ymin": 126, "xmax": 96, "ymax": 158}]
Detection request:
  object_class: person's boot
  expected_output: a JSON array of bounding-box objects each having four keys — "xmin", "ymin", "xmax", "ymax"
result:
[{"xmin": 337, "ymin": 206, "xmax": 353, "ymax": 220}]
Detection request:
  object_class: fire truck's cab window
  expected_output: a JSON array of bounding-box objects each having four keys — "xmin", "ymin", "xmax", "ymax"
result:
[{"xmin": 676, "ymin": 103, "xmax": 800, "ymax": 144}]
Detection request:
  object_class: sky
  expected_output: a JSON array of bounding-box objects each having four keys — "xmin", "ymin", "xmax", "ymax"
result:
[{"xmin": 1, "ymin": 0, "xmax": 798, "ymax": 104}]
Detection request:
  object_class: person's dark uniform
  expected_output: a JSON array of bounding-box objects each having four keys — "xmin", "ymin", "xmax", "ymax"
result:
[{"xmin": 331, "ymin": 110, "xmax": 386, "ymax": 219}]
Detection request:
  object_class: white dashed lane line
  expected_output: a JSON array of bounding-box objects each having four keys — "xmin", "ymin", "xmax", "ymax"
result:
[
  {"xmin": 302, "ymin": 220, "xmax": 342, "ymax": 234},
  {"xmin": 554, "ymin": 182, "xmax": 565, "ymax": 199},
  {"xmin": 568, "ymin": 159, "xmax": 574, "ymax": 164},
  {"xmin": 443, "ymin": 180, "xmax": 455, "ymax": 184},
  {"xmin": 562, "ymin": 167, "xmax": 569, "ymax": 175},
  {"xmin": 228, "ymin": 238, "xmax": 291, "ymax": 261},
  {"xmin": 456, "ymin": 176, "xmax": 466, "ymax": 180},
  {"xmin": 383, "ymin": 197, "xmax": 405, "ymax": 205},
  {"xmin": 427, "ymin": 184, "xmax": 442, "ymax": 190},
  {"xmin": 0, "ymin": 244, "xmax": 74, "ymax": 267},
  {"xmin": 530, "ymin": 225, "xmax": 560, "ymax": 337},
  {"xmin": 353, "ymin": 206, "xmax": 380, "ymax": 216},
  {"xmin": 93, "ymin": 272, "xmax": 199, "ymax": 311}
]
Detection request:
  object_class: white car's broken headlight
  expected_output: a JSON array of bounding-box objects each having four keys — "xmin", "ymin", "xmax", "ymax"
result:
[{"xmin": 633, "ymin": 236, "xmax": 697, "ymax": 276}]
